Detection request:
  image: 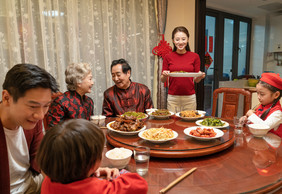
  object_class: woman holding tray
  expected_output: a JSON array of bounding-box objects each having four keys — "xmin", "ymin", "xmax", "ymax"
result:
[{"xmin": 161, "ymin": 26, "xmax": 205, "ymax": 112}]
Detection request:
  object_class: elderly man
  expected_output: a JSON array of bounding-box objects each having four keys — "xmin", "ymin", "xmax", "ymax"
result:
[
  {"xmin": 102, "ymin": 59, "xmax": 153, "ymax": 117},
  {"xmin": 0, "ymin": 64, "xmax": 58, "ymax": 194}
]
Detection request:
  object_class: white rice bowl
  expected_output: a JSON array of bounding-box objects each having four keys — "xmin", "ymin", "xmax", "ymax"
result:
[
  {"xmin": 248, "ymin": 124, "xmax": 270, "ymax": 137},
  {"xmin": 105, "ymin": 147, "xmax": 132, "ymax": 169}
]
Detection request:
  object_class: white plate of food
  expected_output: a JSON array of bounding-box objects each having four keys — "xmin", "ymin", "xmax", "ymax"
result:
[
  {"xmin": 175, "ymin": 110, "xmax": 206, "ymax": 121},
  {"xmin": 168, "ymin": 72, "xmax": 203, "ymax": 77},
  {"xmin": 195, "ymin": 118, "xmax": 229, "ymax": 128},
  {"xmin": 148, "ymin": 109, "xmax": 174, "ymax": 119},
  {"xmin": 122, "ymin": 111, "xmax": 148, "ymax": 120},
  {"xmin": 138, "ymin": 127, "xmax": 178, "ymax": 143},
  {"xmin": 107, "ymin": 121, "xmax": 146, "ymax": 136},
  {"xmin": 184, "ymin": 126, "xmax": 224, "ymax": 141}
]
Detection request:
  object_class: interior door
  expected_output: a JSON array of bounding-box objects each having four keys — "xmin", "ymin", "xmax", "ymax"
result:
[{"xmin": 204, "ymin": 9, "xmax": 252, "ymax": 116}]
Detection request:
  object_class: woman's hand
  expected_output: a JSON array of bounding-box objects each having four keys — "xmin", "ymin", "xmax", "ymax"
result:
[
  {"xmin": 161, "ymin": 70, "xmax": 170, "ymax": 83},
  {"xmin": 95, "ymin": 167, "xmax": 120, "ymax": 180},
  {"xmin": 194, "ymin": 71, "xmax": 206, "ymax": 83}
]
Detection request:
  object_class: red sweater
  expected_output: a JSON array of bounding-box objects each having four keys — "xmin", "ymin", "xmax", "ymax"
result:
[
  {"xmin": 255, "ymin": 101, "xmax": 282, "ymax": 138},
  {"xmin": 41, "ymin": 173, "xmax": 148, "ymax": 194},
  {"xmin": 162, "ymin": 51, "xmax": 200, "ymax": 95}
]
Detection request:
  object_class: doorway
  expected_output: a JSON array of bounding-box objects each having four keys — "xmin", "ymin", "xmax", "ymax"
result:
[{"xmin": 204, "ymin": 9, "xmax": 252, "ymax": 115}]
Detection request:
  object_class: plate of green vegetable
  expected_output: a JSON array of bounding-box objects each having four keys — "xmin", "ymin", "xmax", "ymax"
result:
[
  {"xmin": 122, "ymin": 111, "xmax": 148, "ymax": 120},
  {"xmin": 195, "ymin": 118, "xmax": 229, "ymax": 128}
]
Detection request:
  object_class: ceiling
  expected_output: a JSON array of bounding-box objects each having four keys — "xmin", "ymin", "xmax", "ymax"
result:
[{"xmin": 207, "ymin": 0, "xmax": 282, "ymax": 18}]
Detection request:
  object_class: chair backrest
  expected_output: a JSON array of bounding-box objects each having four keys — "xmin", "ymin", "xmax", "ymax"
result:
[
  {"xmin": 43, "ymin": 92, "xmax": 63, "ymax": 130},
  {"xmin": 212, "ymin": 87, "xmax": 251, "ymax": 119}
]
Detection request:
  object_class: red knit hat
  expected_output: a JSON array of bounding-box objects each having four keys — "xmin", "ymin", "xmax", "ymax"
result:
[{"xmin": 260, "ymin": 73, "xmax": 282, "ymax": 90}]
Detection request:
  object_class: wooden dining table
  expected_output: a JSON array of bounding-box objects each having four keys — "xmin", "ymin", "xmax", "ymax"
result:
[{"xmin": 101, "ymin": 115, "xmax": 282, "ymax": 194}]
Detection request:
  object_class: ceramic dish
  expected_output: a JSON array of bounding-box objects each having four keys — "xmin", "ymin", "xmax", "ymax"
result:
[
  {"xmin": 121, "ymin": 112, "xmax": 148, "ymax": 120},
  {"xmin": 175, "ymin": 110, "xmax": 206, "ymax": 121},
  {"xmin": 149, "ymin": 110, "xmax": 174, "ymax": 120},
  {"xmin": 168, "ymin": 72, "xmax": 203, "ymax": 77},
  {"xmin": 107, "ymin": 121, "xmax": 146, "ymax": 135},
  {"xmin": 195, "ymin": 119, "xmax": 229, "ymax": 128},
  {"xmin": 184, "ymin": 126, "xmax": 224, "ymax": 141},
  {"xmin": 138, "ymin": 129, "xmax": 178, "ymax": 143}
]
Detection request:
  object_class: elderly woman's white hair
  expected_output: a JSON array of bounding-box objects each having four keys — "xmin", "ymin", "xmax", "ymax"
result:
[{"xmin": 65, "ymin": 63, "xmax": 92, "ymax": 91}]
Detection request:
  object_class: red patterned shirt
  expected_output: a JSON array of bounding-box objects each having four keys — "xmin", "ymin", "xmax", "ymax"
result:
[
  {"xmin": 102, "ymin": 82, "xmax": 153, "ymax": 117},
  {"xmin": 46, "ymin": 91, "xmax": 94, "ymax": 129}
]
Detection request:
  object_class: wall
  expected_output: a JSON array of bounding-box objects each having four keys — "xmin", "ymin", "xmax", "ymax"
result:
[{"xmin": 165, "ymin": 0, "xmax": 196, "ymax": 51}]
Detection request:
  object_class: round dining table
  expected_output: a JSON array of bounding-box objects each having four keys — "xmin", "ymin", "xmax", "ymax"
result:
[{"xmin": 101, "ymin": 115, "xmax": 282, "ymax": 194}]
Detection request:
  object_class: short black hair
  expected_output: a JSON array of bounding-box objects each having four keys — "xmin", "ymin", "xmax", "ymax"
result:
[
  {"xmin": 36, "ymin": 119, "xmax": 105, "ymax": 184},
  {"xmin": 2, "ymin": 63, "xmax": 59, "ymax": 102},
  {"xmin": 110, "ymin": 58, "xmax": 131, "ymax": 74}
]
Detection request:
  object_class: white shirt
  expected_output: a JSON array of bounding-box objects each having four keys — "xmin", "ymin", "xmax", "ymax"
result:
[
  {"xmin": 4, "ymin": 126, "xmax": 32, "ymax": 194},
  {"xmin": 248, "ymin": 110, "xmax": 282, "ymax": 131}
]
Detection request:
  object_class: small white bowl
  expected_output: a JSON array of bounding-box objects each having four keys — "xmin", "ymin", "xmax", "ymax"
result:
[
  {"xmin": 146, "ymin": 108, "xmax": 157, "ymax": 114},
  {"xmin": 105, "ymin": 147, "xmax": 132, "ymax": 169},
  {"xmin": 248, "ymin": 123, "xmax": 270, "ymax": 137}
]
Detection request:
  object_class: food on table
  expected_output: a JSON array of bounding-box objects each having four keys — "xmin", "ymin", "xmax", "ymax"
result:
[
  {"xmin": 151, "ymin": 109, "xmax": 171, "ymax": 116},
  {"xmin": 180, "ymin": 110, "xmax": 201, "ymax": 118},
  {"xmin": 141, "ymin": 127, "xmax": 174, "ymax": 140},
  {"xmin": 106, "ymin": 148, "xmax": 132, "ymax": 159},
  {"xmin": 122, "ymin": 111, "xmax": 147, "ymax": 119},
  {"xmin": 200, "ymin": 118, "xmax": 225, "ymax": 127},
  {"xmin": 189, "ymin": 127, "xmax": 216, "ymax": 137},
  {"xmin": 171, "ymin": 71, "xmax": 187, "ymax": 73},
  {"xmin": 110, "ymin": 115, "xmax": 145, "ymax": 132}
]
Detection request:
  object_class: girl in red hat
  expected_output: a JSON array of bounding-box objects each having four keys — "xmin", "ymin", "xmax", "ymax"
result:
[{"xmin": 241, "ymin": 73, "xmax": 282, "ymax": 138}]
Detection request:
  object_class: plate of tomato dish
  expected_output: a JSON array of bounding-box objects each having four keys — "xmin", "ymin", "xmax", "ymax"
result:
[{"xmin": 184, "ymin": 126, "xmax": 224, "ymax": 141}]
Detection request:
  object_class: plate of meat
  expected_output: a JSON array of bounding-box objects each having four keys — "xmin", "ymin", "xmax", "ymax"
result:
[
  {"xmin": 184, "ymin": 126, "xmax": 224, "ymax": 141},
  {"xmin": 148, "ymin": 109, "xmax": 174, "ymax": 119},
  {"xmin": 107, "ymin": 115, "xmax": 146, "ymax": 135}
]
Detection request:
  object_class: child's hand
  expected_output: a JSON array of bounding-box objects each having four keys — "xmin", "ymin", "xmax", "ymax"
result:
[
  {"xmin": 246, "ymin": 110, "xmax": 255, "ymax": 117},
  {"xmin": 95, "ymin": 167, "xmax": 120, "ymax": 180},
  {"xmin": 239, "ymin": 116, "xmax": 247, "ymax": 125}
]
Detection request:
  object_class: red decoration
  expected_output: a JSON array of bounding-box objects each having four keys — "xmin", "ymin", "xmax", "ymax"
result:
[
  {"xmin": 152, "ymin": 34, "xmax": 172, "ymax": 58},
  {"xmin": 205, "ymin": 35, "xmax": 207, "ymax": 52},
  {"xmin": 205, "ymin": 52, "xmax": 213, "ymax": 70},
  {"xmin": 209, "ymin": 36, "xmax": 213, "ymax": 53}
]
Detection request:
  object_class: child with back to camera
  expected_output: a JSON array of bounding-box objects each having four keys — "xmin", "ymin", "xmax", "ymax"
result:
[
  {"xmin": 240, "ymin": 73, "xmax": 282, "ymax": 138},
  {"xmin": 36, "ymin": 119, "xmax": 148, "ymax": 194}
]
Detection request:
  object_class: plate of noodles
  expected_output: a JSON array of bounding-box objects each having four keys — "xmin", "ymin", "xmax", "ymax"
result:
[
  {"xmin": 138, "ymin": 127, "xmax": 178, "ymax": 143},
  {"xmin": 148, "ymin": 109, "xmax": 174, "ymax": 119},
  {"xmin": 184, "ymin": 126, "xmax": 224, "ymax": 141},
  {"xmin": 175, "ymin": 110, "xmax": 206, "ymax": 121},
  {"xmin": 168, "ymin": 72, "xmax": 203, "ymax": 77}
]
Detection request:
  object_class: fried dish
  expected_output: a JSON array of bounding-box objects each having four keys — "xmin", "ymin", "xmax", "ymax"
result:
[
  {"xmin": 180, "ymin": 110, "xmax": 201, "ymax": 118},
  {"xmin": 111, "ymin": 115, "xmax": 145, "ymax": 132},
  {"xmin": 151, "ymin": 109, "xmax": 170, "ymax": 116},
  {"xmin": 190, "ymin": 127, "xmax": 216, "ymax": 137}
]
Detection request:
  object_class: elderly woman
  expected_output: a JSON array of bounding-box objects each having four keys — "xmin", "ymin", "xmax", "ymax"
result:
[{"xmin": 46, "ymin": 63, "xmax": 94, "ymax": 129}]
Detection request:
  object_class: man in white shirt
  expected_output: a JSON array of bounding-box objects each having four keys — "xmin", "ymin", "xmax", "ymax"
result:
[{"xmin": 0, "ymin": 64, "xmax": 58, "ymax": 194}]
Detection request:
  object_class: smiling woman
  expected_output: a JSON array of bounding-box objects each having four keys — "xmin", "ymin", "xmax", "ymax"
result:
[{"xmin": 46, "ymin": 63, "xmax": 94, "ymax": 130}]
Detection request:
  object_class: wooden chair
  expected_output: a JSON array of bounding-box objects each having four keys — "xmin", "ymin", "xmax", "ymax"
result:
[
  {"xmin": 211, "ymin": 87, "xmax": 252, "ymax": 120},
  {"xmin": 43, "ymin": 92, "xmax": 63, "ymax": 131}
]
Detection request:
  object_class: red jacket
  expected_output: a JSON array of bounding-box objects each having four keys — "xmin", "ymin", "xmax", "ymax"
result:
[
  {"xmin": 41, "ymin": 173, "xmax": 148, "ymax": 194},
  {"xmin": 255, "ymin": 101, "xmax": 282, "ymax": 138},
  {"xmin": 0, "ymin": 121, "xmax": 43, "ymax": 194}
]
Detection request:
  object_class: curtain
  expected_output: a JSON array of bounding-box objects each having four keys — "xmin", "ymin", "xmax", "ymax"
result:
[
  {"xmin": 154, "ymin": 0, "xmax": 168, "ymax": 109},
  {"xmin": 0, "ymin": 0, "xmax": 158, "ymax": 114}
]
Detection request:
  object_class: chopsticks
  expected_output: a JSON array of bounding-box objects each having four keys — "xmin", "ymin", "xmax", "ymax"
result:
[
  {"xmin": 159, "ymin": 167, "xmax": 197, "ymax": 194},
  {"xmin": 252, "ymin": 103, "xmax": 260, "ymax": 111}
]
